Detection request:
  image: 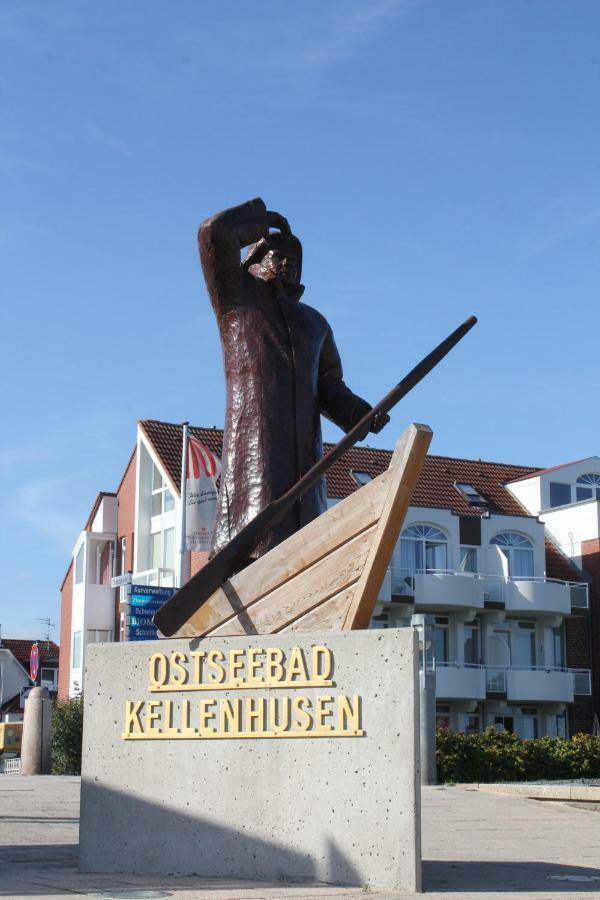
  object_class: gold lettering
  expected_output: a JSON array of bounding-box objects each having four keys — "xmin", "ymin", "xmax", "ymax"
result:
[
  {"xmin": 269, "ymin": 696, "xmax": 290, "ymax": 733},
  {"xmin": 265, "ymin": 647, "xmax": 285, "ymax": 682},
  {"xmin": 181, "ymin": 699, "xmax": 197, "ymax": 735},
  {"xmin": 315, "ymin": 695, "xmax": 334, "ymax": 733},
  {"xmin": 170, "ymin": 651, "xmax": 188, "ymax": 685},
  {"xmin": 247, "ymin": 647, "xmax": 264, "ymax": 683},
  {"xmin": 124, "ymin": 700, "xmax": 144, "ymax": 736},
  {"xmin": 245, "ymin": 696, "xmax": 266, "ymax": 733},
  {"xmin": 287, "ymin": 647, "xmax": 309, "ymax": 682},
  {"xmin": 229, "ymin": 648, "xmax": 244, "ymax": 682},
  {"xmin": 149, "ymin": 653, "xmax": 168, "ymax": 688},
  {"xmin": 164, "ymin": 699, "xmax": 180, "ymax": 735},
  {"xmin": 338, "ymin": 694, "xmax": 361, "ymax": 733},
  {"xmin": 219, "ymin": 698, "xmax": 241, "ymax": 733},
  {"xmin": 190, "ymin": 650, "xmax": 205, "ymax": 685},
  {"xmin": 199, "ymin": 699, "xmax": 217, "ymax": 734},
  {"xmin": 292, "ymin": 695, "xmax": 312, "ymax": 732},
  {"xmin": 206, "ymin": 649, "xmax": 225, "ymax": 684},
  {"xmin": 145, "ymin": 700, "xmax": 162, "ymax": 735},
  {"xmin": 312, "ymin": 646, "xmax": 333, "ymax": 683}
]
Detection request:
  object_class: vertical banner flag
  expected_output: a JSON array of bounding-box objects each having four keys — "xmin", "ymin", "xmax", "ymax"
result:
[{"xmin": 185, "ymin": 436, "xmax": 221, "ymax": 552}]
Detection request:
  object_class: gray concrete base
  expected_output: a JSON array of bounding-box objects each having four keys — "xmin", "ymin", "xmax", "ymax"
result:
[
  {"xmin": 79, "ymin": 629, "xmax": 421, "ymax": 892},
  {"xmin": 3, "ymin": 777, "xmax": 600, "ymax": 899}
]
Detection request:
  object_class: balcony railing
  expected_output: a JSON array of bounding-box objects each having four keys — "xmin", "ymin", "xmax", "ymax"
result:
[
  {"xmin": 389, "ymin": 567, "xmax": 588, "ymax": 612},
  {"xmin": 132, "ymin": 568, "xmax": 176, "ymax": 588},
  {"xmin": 483, "ymin": 665, "xmax": 592, "ymax": 699}
]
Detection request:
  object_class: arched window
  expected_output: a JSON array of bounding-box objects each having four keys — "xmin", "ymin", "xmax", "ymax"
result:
[
  {"xmin": 490, "ymin": 532, "xmax": 534, "ymax": 578},
  {"xmin": 400, "ymin": 524, "xmax": 448, "ymax": 573},
  {"xmin": 576, "ymin": 473, "xmax": 600, "ymax": 502}
]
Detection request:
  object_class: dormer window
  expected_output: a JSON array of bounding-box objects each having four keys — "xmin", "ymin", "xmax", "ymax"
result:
[
  {"xmin": 575, "ymin": 473, "xmax": 600, "ymax": 502},
  {"xmin": 454, "ymin": 482, "xmax": 488, "ymax": 508},
  {"xmin": 351, "ymin": 470, "xmax": 373, "ymax": 487}
]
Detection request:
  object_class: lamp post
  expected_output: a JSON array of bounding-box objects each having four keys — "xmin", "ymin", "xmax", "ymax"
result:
[{"xmin": 412, "ymin": 613, "xmax": 436, "ymax": 785}]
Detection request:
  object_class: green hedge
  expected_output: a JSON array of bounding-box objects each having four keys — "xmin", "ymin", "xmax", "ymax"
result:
[
  {"xmin": 52, "ymin": 694, "xmax": 84, "ymax": 775},
  {"xmin": 436, "ymin": 727, "xmax": 600, "ymax": 783}
]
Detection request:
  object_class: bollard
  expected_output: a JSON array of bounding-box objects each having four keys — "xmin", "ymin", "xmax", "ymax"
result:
[{"xmin": 20, "ymin": 687, "xmax": 52, "ymax": 775}]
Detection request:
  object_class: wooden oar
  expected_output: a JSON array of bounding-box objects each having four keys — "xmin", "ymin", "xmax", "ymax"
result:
[{"xmin": 154, "ymin": 315, "xmax": 477, "ymax": 636}]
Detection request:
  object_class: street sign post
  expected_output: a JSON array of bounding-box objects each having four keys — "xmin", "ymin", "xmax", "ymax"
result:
[
  {"xmin": 128, "ymin": 585, "xmax": 175, "ymax": 641},
  {"xmin": 29, "ymin": 643, "xmax": 39, "ymax": 683},
  {"xmin": 111, "ymin": 573, "xmax": 133, "ymax": 589}
]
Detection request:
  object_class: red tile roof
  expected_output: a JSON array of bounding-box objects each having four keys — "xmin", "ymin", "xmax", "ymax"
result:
[
  {"xmin": 1, "ymin": 640, "xmax": 59, "ymax": 667},
  {"xmin": 139, "ymin": 420, "xmax": 585, "ymax": 585}
]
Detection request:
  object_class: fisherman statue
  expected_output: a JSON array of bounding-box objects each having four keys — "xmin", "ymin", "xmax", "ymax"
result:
[{"xmin": 198, "ymin": 197, "xmax": 389, "ymax": 563}]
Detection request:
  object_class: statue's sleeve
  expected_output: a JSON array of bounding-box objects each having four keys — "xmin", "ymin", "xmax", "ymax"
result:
[
  {"xmin": 318, "ymin": 326, "xmax": 372, "ymax": 433},
  {"xmin": 198, "ymin": 197, "xmax": 269, "ymax": 315}
]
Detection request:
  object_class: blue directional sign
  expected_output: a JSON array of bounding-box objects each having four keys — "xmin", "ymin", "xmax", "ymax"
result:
[{"xmin": 128, "ymin": 585, "xmax": 175, "ymax": 641}]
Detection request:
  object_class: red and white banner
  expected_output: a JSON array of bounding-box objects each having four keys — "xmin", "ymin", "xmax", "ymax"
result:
[{"xmin": 185, "ymin": 437, "xmax": 221, "ymax": 552}]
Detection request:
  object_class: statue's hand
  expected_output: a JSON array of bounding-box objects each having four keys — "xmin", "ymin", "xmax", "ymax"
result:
[
  {"xmin": 266, "ymin": 211, "xmax": 291, "ymax": 235},
  {"xmin": 370, "ymin": 411, "xmax": 390, "ymax": 434}
]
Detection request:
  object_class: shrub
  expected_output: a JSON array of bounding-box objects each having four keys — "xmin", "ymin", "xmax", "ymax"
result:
[
  {"xmin": 436, "ymin": 727, "xmax": 600, "ymax": 783},
  {"xmin": 52, "ymin": 694, "xmax": 84, "ymax": 775}
]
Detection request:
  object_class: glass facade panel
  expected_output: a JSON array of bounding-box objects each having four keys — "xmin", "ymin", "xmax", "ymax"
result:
[
  {"xmin": 515, "ymin": 622, "xmax": 536, "ymax": 667},
  {"xmin": 75, "ymin": 545, "xmax": 84, "ymax": 584},
  {"xmin": 163, "ymin": 527, "xmax": 175, "ymax": 568},
  {"xmin": 151, "ymin": 492, "xmax": 162, "ymax": 516},
  {"xmin": 459, "ymin": 546, "xmax": 477, "ymax": 573},
  {"xmin": 151, "ymin": 532, "xmax": 161, "ymax": 569},
  {"xmin": 464, "ymin": 622, "xmax": 479, "ymax": 664},
  {"xmin": 164, "ymin": 490, "xmax": 175, "ymax": 512},
  {"xmin": 552, "ymin": 626, "xmax": 564, "ymax": 668},
  {"xmin": 72, "ymin": 631, "xmax": 82, "ymax": 668},
  {"xmin": 434, "ymin": 624, "xmax": 449, "ymax": 663},
  {"xmin": 549, "ymin": 482, "xmax": 572, "ymax": 507}
]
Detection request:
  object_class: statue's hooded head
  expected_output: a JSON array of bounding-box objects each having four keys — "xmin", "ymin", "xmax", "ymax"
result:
[{"xmin": 243, "ymin": 233, "xmax": 304, "ymax": 301}]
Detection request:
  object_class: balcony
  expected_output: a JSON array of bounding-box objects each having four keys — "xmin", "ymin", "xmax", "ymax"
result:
[
  {"xmin": 390, "ymin": 568, "xmax": 484, "ymax": 610},
  {"xmin": 483, "ymin": 576, "xmax": 588, "ymax": 615},
  {"xmin": 132, "ymin": 568, "xmax": 175, "ymax": 588},
  {"xmin": 436, "ymin": 663, "xmax": 486, "ymax": 700},
  {"xmin": 484, "ymin": 666, "xmax": 592, "ymax": 703}
]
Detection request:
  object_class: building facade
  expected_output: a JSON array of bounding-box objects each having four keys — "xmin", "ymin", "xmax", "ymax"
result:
[{"xmin": 58, "ymin": 421, "xmax": 596, "ymax": 738}]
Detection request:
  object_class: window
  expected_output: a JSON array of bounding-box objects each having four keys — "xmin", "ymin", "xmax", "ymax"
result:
[
  {"xmin": 400, "ymin": 524, "xmax": 448, "ymax": 573},
  {"xmin": 494, "ymin": 715, "xmax": 514, "ymax": 734},
  {"xmin": 86, "ymin": 629, "xmax": 112, "ymax": 644},
  {"xmin": 517, "ymin": 707, "xmax": 538, "ymax": 740},
  {"xmin": 464, "ymin": 620, "xmax": 479, "ymax": 665},
  {"xmin": 575, "ymin": 473, "xmax": 600, "ymax": 502},
  {"xmin": 552, "ymin": 625, "xmax": 564, "ymax": 668},
  {"xmin": 151, "ymin": 462, "xmax": 175, "ymax": 516},
  {"xmin": 151, "ymin": 527, "xmax": 176, "ymax": 571},
  {"xmin": 350, "ymin": 470, "xmax": 372, "ymax": 487},
  {"xmin": 40, "ymin": 667, "xmax": 57, "ymax": 689},
  {"xmin": 490, "ymin": 532, "xmax": 534, "ymax": 577},
  {"xmin": 436, "ymin": 704, "xmax": 451, "ymax": 730},
  {"xmin": 455, "ymin": 482, "xmax": 488, "ymax": 507},
  {"xmin": 556, "ymin": 711, "xmax": 567, "ymax": 738},
  {"xmin": 464, "ymin": 714, "xmax": 480, "ymax": 735},
  {"xmin": 514, "ymin": 621, "xmax": 536, "ymax": 668},
  {"xmin": 459, "ymin": 546, "xmax": 478, "ymax": 573},
  {"xmin": 434, "ymin": 616, "xmax": 449, "ymax": 663},
  {"xmin": 74, "ymin": 545, "xmax": 84, "ymax": 584},
  {"xmin": 72, "ymin": 631, "xmax": 82, "ymax": 668},
  {"xmin": 549, "ymin": 482, "xmax": 572, "ymax": 508}
]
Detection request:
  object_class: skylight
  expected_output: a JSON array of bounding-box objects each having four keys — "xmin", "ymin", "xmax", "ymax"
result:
[
  {"xmin": 351, "ymin": 470, "xmax": 373, "ymax": 487},
  {"xmin": 454, "ymin": 482, "xmax": 489, "ymax": 507}
]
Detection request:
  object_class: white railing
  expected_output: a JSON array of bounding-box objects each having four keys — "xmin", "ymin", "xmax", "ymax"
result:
[
  {"xmin": 132, "ymin": 568, "xmax": 175, "ymax": 588},
  {"xmin": 389, "ymin": 567, "xmax": 588, "ymax": 610},
  {"xmin": 433, "ymin": 662, "xmax": 592, "ymax": 696},
  {"xmin": 0, "ymin": 757, "xmax": 21, "ymax": 774}
]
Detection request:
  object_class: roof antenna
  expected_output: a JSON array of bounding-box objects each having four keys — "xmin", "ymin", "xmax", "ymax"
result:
[{"xmin": 37, "ymin": 617, "xmax": 55, "ymax": 648}]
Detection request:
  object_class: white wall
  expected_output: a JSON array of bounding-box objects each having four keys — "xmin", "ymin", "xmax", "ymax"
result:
[
  {"xmin": 91, "ymin": 496, "xmax": 118, "ymax": 534},
  {"xmin": 0, "ymin": 650, "xmax": 30, "ymax": 705}
]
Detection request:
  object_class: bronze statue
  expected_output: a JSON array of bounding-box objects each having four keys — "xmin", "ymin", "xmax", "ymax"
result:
[{"xmin": 198, "ymin": 197, "xmax": 389, "ymax": 562}]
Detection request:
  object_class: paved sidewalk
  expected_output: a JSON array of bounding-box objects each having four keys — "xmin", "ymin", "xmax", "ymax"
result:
[{"xmin": 0, "ymin": 777, "xmax": 600, "ymax": 898}]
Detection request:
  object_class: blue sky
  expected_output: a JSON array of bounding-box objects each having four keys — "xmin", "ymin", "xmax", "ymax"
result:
[{"xmin": 1, "ymin": 1, "xmax": 599, "ymax": 638}]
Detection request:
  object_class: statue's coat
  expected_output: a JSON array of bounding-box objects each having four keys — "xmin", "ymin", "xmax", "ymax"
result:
[{"xmin": 199, "ymin": 198, "xmax": 371, "ymax": 558}]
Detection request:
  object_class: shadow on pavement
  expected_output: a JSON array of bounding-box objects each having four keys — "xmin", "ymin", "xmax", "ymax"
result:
[{"xmin": 425, "ymin": 859, "xmax": 600, "ymax": 892}]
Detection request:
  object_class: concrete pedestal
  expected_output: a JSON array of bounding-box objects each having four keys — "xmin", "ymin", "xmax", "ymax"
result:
[
  {"xmin": 79, "ymin": 629, "xmax": 421, "ymax": 892},
  {"xmin": 20, "ymin": 687, "xmax": 52, "ymax": 775}
]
